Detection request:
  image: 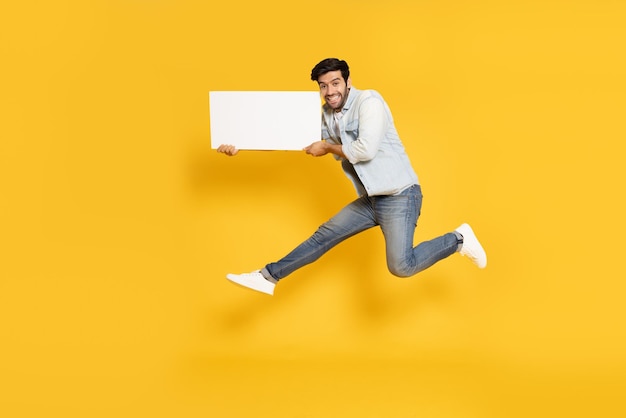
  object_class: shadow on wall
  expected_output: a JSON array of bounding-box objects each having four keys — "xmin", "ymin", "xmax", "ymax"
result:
[
  {"xmin": 185, "ymin": 137, "xmax": 354, "ymax": 222},
  {"xmin": 185, "ymin": 138, "xmax": 458, "ymax": 332},
  {"xmin": 211, "ymin": 251, "xmax": 456, "ymax": 335}
]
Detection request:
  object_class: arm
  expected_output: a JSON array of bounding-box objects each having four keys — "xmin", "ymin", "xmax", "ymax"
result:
[
  {"xmin": 304, "ymin": 140, "xmax": 346, "ymax": 159},
  {"xmin": 342, "ymin": 96, "xmax": 387, "ymax": 163}
]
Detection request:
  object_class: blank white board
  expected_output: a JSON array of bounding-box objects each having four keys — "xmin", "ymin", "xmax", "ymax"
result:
[{"xmin": 209, "ymin": 91, "xmax": 321, "ymax": 150}]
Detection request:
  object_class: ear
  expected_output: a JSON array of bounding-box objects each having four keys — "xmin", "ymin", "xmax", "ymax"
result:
[{"xmin": 346, "ymin": 77, "xmax": 352, "ymax": 89}]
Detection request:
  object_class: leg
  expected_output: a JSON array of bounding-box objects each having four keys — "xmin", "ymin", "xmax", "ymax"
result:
[
  {"xmin": 263, "ymin": 196, "xmax": 377, "ymax": 281},
  {"xmin": 375, "ymin": 185, "xmax": 459, "ymax": 277}
]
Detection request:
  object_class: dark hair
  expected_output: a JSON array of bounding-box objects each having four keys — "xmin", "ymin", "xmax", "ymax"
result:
[{"xmin": 310, "ymin": 58, "xmax": 350, "ymax": 83}]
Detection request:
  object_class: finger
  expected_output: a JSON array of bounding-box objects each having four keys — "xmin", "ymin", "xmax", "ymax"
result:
[{"xmin": 217, "ymin": 145, "xmax": 238, "ymax": 156}]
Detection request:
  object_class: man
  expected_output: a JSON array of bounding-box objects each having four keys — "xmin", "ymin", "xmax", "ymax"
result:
[{"xmin": 218, "ymin": 58, "xmax": 486, "ymax": 296}]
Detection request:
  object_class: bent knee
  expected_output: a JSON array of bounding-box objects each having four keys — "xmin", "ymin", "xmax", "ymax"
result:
[{"xmin": 387, "ymin": 262, "xmax": 413, "ymax": 278}]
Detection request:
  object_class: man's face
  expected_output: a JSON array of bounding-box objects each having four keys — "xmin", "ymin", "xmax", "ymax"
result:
[{"xmin": 317, "ymin": 70, "xmax": 351, "ymax": 111}]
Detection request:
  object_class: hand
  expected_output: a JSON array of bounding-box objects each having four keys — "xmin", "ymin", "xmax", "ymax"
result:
[
  {"xmin": 217, "ymin": 144, "xmax": 239, "ymax": 156},
  {"xmin": 304, "ymin": 141, "xmax": 328, "ymax": 157}
]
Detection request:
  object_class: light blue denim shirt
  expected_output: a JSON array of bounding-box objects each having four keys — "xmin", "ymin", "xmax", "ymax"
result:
[{"xmin": 321, "ymin": 87, "xmax": 419, "ymax": 196}]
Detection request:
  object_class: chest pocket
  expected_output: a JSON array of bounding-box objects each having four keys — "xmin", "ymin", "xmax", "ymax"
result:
[{"xmin": 344, "ymin": 120, "xmax": 359, "ymax": 142}]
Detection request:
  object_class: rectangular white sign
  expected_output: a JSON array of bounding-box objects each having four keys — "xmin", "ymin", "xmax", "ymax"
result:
[{"xmin": 209, "ymin": 91, "xmax": 321, "ymax": 150}]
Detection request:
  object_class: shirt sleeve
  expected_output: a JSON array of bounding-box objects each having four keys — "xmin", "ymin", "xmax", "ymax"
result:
[
  {"xmin": 320, "ymin": 114, "xmax": 343, "ymax": 161},
  {"xmin": 321, "ymin": 113, "xmax": 330, "ymax": 140},
  {"xmin": 342, "ymin": 95, "xmax": 388, "ymax": 164}
]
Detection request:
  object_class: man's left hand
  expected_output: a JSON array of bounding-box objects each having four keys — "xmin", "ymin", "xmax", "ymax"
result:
[{"xmin": 304, "ymin": 141, "xmax": 328, "ymax": 157}]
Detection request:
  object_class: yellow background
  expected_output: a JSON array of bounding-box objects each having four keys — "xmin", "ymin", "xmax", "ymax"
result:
[{"xmin": 1, "ymin": 0, "xmax": 625, "ymax": 416}]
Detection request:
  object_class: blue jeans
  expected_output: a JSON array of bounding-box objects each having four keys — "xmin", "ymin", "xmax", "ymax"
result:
[{"xmin": 262, "ymin": 185, "xmax": 460, "ymax": 281}]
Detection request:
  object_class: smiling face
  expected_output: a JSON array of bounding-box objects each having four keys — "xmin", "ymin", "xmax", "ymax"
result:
[{"xmin": 317, "ymin": 70, "xmax": 351, "ymax": 112}]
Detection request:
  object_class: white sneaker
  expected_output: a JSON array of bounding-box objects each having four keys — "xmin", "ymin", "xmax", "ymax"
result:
[
  {"xmin": 226, "ymin": 271, "xmax": 275, "ymax": 295},
  {"xmin": 455, "ymin": 223, "xmax": 487, "ymax": 268}
]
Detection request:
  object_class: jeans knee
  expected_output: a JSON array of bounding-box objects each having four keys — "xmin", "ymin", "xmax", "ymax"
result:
[{"xmin": 387, "ymin": 261, "xmax": 412, "ymax": 278}]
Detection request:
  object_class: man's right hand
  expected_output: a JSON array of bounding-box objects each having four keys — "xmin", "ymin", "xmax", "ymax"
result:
[{"xmin": 217, "ymin": 144, "xmax": 239, "ymax": 156}]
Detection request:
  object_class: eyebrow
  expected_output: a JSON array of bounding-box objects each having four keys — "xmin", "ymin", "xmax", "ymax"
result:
[{"xmin": 320, "ymin": 77, "xmax": 341, "ymax": 85}]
